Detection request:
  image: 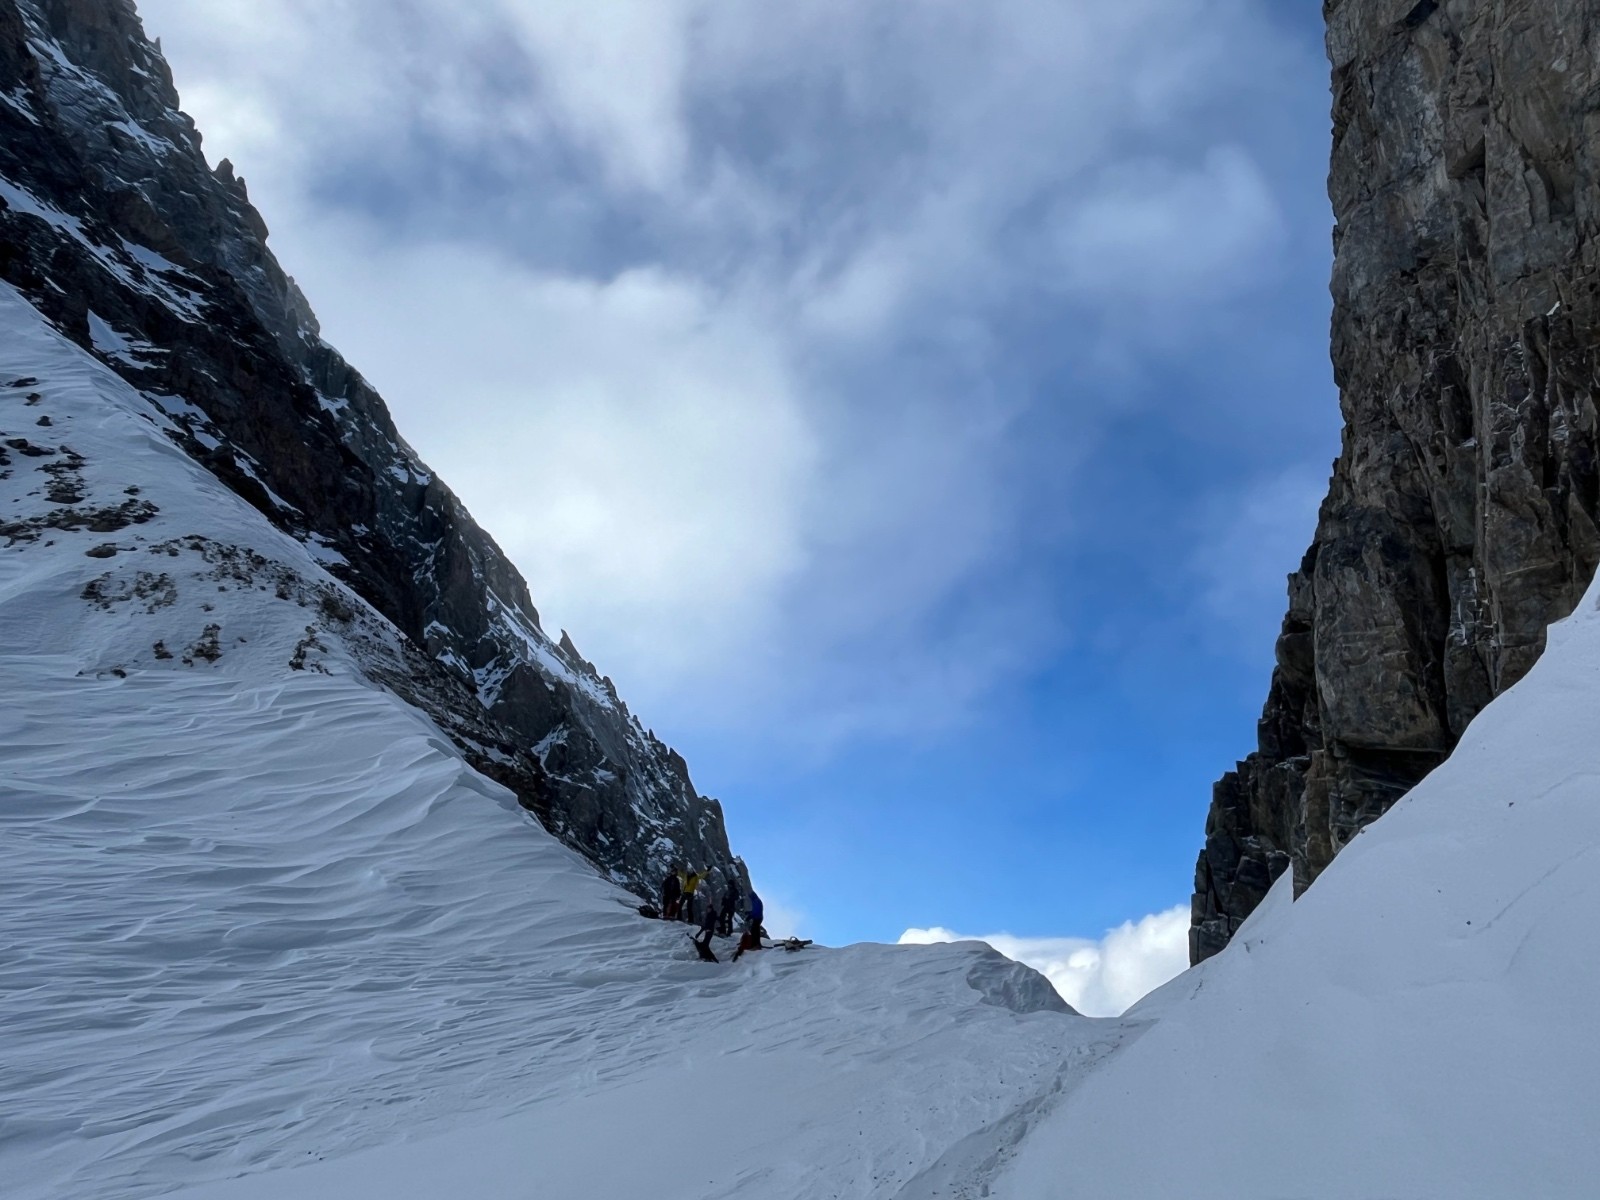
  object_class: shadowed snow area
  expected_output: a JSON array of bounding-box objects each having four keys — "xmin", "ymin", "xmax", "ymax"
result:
[{"xmin": 0, "ymin": 283, "xmax": 1128, "ymax": 1200}]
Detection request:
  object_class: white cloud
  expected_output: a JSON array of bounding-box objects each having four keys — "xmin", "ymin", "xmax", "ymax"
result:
[
  {"xmin": 494, "ymin": 0, "xmax": 696, "ymax": 192},
  {"xmin": 138, "ymin": 0, "xmax": 697, "ymax": 195},
  {"xmin": 899, "ymin": 905, "xmax": 1190, "ymax": 1017},
  {"xmin": 132, "ymin": 0, "xmax": 1324, "ymax": 747},
  {"xmin": 279, "ymin": 225, "xmax": 818, "ymax": 695}
]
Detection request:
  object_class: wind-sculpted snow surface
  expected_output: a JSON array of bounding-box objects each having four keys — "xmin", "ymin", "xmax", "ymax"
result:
[{"xmin": 2, "ymin": 652, "xmax": 1121, "ymax": 1200}]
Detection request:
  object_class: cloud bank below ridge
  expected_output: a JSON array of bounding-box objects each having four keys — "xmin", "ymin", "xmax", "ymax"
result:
[{"xmin": 900, "ymin": 905, "xmax": 1190, "ymax": 1017}]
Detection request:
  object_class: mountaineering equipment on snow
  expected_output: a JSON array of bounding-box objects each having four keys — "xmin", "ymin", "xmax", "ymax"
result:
[{"xmin": 776, "ymin": 938, "xmax": 812, "ymax": 952}]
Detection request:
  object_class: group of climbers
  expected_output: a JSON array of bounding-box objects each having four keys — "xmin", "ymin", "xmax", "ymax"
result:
[
  {"xmin": 657, "ymin": 864, "xmax": 766, "ymax": 963},
  {"xmin": 661, "ymin": 865, "xmax": 715, "ymax": 922}
]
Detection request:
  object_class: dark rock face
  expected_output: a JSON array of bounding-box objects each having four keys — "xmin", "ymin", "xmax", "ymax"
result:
[
  {"xmin": 0, "ymin": 0, "xmax": 746, "ymax": 899},
  {"xmin": 1193, "ymin": 0, "xmax": 1600, "ymax": 962}
]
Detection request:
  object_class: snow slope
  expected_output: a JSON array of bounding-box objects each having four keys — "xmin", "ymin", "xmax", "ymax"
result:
[
  {"xmin": 0, "ymin": 284, "xmax": 1130, "ymax": 1200},
  {"xmin": 989, "ymin": 578, "xmax": 1600, "ymax": 1197},
  {"xmin": 3, "ymin": 652, "xmax": 1126, "ymax": 1200}
]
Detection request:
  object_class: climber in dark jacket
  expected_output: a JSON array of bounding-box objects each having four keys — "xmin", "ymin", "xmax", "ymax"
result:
[
  {"xmin": 661, "ymin": 868, "xmax": 682, "ymax": 921},
  {"xmin": 717, "ymin": 879, "xmax": 741, "ymax": 937},
  {"xmin": 692, "ymin": 889, "xmax": 719, "ymax": 962}
]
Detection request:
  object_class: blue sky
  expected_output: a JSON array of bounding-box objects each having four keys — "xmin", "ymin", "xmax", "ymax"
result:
[{"xmin": 137, "ymin": 0, "xmax": 1339, "ymax": 998}]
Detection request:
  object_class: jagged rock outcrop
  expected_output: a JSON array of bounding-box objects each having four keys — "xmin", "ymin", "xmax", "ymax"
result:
[
  {"xmin": 1193, "ymin": 0, "xmax": 1600, "ymax": 961},
  {"xmin": 0, "ymin": 0, "xmax": 745, "ymax": 899}
]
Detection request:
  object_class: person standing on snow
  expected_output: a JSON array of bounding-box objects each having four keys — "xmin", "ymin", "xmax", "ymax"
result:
[
  {"xmin": 674, "ymin": 866, "xmax": 691, "ymax": 920},
  {"xmin": 718, "ymin": 878, "xmax": 741, "ymax": 937},
  {"xmin": 748, "ymin": 888, "xmax": 764, "ymax": 938},
  {"xmin": 692, "ymin": 888, "xmax": 720, "ymax": 962},
  {"xmin": 681, "ymin": 869, "xmax": 706, "ymax": 923},
  {"xmin": 661, "ymin": 867, "xmax": 682, "ymax": 921}
]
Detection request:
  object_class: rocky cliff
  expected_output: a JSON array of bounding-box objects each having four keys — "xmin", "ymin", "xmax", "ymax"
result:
[
  {"xmin": 0, "ymin": 0, "xmax": 746, "ymax": 900},
  {"xmin": 1193, "ymin": 0, "xmax": 1600, "ymax": 961}
]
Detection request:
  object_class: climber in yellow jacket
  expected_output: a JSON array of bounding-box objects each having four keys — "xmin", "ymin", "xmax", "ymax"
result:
[{"xmin": 679, "ymin": 868, "xmax": 706, "ymax": 924}]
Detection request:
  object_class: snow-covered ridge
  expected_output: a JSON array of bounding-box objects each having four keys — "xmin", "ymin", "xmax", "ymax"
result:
[
  {"xmin": 0, "ymin": 0, "xmax": 744, "ymax": 896},
  {"xmin": 4, "ymin": 628, "xmax": 1109, "ymax": 1200}
]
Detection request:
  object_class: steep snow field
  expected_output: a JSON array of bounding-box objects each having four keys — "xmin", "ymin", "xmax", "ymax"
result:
[
  {"xmin": 0, "ymin": 285, "xmax": 1130, "ymax": 1199},
  {"xmin": 2, "ymin": 657, "xmax": 1124, "ymax": 1200}
]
